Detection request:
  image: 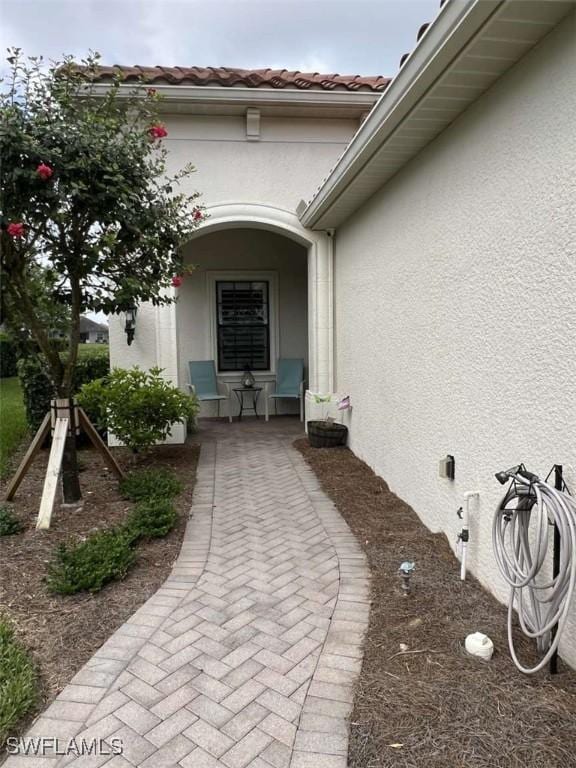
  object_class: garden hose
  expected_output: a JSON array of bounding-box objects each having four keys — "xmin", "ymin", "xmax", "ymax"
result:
[{"xmin": 492, "ymin": 468, "xmax": 576, "ymax": 674}]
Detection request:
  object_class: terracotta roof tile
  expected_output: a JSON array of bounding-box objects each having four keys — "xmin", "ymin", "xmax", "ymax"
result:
[{"xmin": 86, "ymin": 66, "xmax": 390, "ymax": 93}]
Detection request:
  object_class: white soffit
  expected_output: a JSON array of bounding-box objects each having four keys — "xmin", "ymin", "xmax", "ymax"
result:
[{"xmin": 300, "ymin": 0, "xmax": 575, "ymax": 230}]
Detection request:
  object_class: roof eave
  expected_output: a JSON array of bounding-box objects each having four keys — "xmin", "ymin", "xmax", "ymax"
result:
[
  {"xmin": 299, "ymin": 0, "xmax": 496, "ymax": 228},
  {"xmin": 300, "ymin": 0, "xmax": 573, "ymax": 230},
  {"xmin": 88, "ymin": 82, "xmax": 382, "ymax": 110}
]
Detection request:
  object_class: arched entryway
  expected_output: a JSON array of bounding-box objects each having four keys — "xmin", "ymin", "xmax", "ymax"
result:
[{"xmin": 153, "ymin": 203, "xmax": 334, "ymax": 429}]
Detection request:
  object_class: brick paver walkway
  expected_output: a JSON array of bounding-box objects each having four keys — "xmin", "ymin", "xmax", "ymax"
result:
[{"xmin": 5, "ymin": 420, "xmax": 370, "ymax": 768}]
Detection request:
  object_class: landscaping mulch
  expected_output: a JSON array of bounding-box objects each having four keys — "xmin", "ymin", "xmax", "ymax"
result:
[
  {"xmin": 295, "ymin": 440, "xmax": 576, "ymax": 768},
  {"xmin": 0, "ymin": 439, "xmax": 199, "ymax": 737}
]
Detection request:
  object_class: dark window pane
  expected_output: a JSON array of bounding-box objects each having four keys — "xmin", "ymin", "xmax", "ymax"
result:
[{"xmin": 216, "ymin": 281, "xmax": 270, "ymax": 371}]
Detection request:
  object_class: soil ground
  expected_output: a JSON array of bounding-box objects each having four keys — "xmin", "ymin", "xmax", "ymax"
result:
[
  {"xmin": 295, "ymin": 440, "xmax": 576, "ymax": 768},
  {"xmin": 0, "ymin": 438, "xmax": 199, "ymax": 737}
]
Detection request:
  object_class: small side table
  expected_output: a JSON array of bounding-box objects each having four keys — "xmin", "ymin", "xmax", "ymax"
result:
[{"xmin": 233, "ymin": 387, "xmax": 262, "ymax": 420}]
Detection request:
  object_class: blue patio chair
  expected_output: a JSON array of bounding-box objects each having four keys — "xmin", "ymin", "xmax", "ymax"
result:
[
  {"xmin": 265, "ymin": 359, "xmax": 305, "ymax": 422},
  {"xmin": 188, "ymin": 361, "xmax": 231, "ymax": 423}
]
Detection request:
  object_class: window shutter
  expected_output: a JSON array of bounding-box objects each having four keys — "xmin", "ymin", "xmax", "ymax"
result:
[{"xmin": 216, "ymin": 281, "xmax": 270, "ymax": 371}]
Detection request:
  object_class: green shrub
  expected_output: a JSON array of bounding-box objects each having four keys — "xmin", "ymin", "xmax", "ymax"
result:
[
  {"xmin": 0, "ymin": 333, "xmax": 18, "ymax": 378},
  {"xmin": 0, "ymin": 505, "xmax": 23, "ymax": 537},
  {"xmin": 120, "ymin": 467, "xmax": 182, "ymax": 502},
  {"xmin": 16, "ymin": 357, "xmax": 54, "ymax": 432},
  {"xmin": 46, "ymin": 528, "xmax": 136, "ymax": 595},
  {"xmin": 17, "ymin": 351, "xmax": 110, "ymax": 431},
  {"xmin": 125, "ymin": 498, "xmax": 178, "ymax": 541},
  {"xmin": 78, "ymin": 344, "xmax": 109, "ymax": 360},
  {"xmin": 0, "ymin": 618, "xmax": 38, "ymax": 748},
  {"xmin": 78, "ymin": 367, "xmax": 198, "ymax": 453}
]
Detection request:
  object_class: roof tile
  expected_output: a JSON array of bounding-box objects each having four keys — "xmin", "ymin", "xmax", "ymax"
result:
[{"xmin": 86, "ymin": 66, "xmax": 390, "ymax": 93}]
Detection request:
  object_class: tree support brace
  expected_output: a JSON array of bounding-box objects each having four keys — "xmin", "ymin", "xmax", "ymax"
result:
[{"xmin": 3, "ymin": 400, "xmax": 125, "ymax": 530}]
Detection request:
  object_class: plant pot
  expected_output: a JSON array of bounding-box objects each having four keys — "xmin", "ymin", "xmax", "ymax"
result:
[{"xmin": 307, "ymin": 421, "xmax": 348, "ymax": 448}]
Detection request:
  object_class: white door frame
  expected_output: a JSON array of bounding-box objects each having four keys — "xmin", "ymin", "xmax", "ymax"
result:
[{"xmin": 164, "ymin": 202, "xmax": 334, "ymax": 396}]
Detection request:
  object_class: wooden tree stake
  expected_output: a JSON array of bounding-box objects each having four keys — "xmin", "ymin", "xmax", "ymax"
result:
[
  {"xmin": 4, "ymin": 402, "xmax": 125, "ymax": 530},
  {"xmin": 4, "ymin": 413, "xmax": 51, "ymax": 501},
  {"xmin": 78, "ymin": 408, "xmax": 124, "ymax": 480},
  {"xmin": 37, "ymin": 417, "xmax": 69, "ymax": 530}
]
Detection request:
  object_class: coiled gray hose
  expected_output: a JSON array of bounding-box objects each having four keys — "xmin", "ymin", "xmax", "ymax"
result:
[{"xmin": 492, "ymin": 475, "xmax": 576, "ymax": 674}]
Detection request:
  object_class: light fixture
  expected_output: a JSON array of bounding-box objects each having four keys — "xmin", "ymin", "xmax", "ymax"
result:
[
  {"xmin": 124, "ymin": 306, "xmax": 137, "ymax": 346},
  {"xmin": 241, "ymin": 365, "xmax": 255, "ymax": 389}
]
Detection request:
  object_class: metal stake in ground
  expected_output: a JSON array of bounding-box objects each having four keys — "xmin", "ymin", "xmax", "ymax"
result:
[{"xmin": 550, "ymin": 463, "xmax": 563, "ymax": 675}]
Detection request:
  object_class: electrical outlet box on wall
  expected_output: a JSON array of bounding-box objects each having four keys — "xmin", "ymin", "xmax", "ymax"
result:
[{"xmin": 439, "ymin": 455, "xmax": 455, "ymax": 480}]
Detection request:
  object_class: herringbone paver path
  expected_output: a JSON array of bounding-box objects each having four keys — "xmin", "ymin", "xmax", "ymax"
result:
[{"xmin": 5, "ymin": 420, "xmax": 370, "ymax": 768}]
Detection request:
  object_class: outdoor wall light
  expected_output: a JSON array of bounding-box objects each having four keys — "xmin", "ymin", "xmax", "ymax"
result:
[{"xmin": 124, "ymin": 306, "xmax": 137, "ymax": 346}]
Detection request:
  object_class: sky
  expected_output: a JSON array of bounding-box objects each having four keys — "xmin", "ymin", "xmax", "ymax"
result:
[{"xmin": 1, "ymin": 0, "xmax": 441, "ymax": 79}]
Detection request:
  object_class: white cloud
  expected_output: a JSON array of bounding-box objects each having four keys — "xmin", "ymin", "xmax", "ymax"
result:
[{"xmin": 1, "ymin": 0, "xmax": 441, "ymax": 77}]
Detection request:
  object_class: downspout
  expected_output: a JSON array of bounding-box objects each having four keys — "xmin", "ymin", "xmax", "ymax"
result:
[{"xmin": 326, "ymin": 228, "xmax": 335, "ymax": 393}]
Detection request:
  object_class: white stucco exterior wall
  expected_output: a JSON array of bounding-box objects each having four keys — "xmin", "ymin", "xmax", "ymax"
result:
[
  {"xmin": 333, "ymin": 16, "xmax": 576, "ymax": 665},
  {"xmin": 163, "ymin": 115, "xmax": 357, "ymax": 211}
]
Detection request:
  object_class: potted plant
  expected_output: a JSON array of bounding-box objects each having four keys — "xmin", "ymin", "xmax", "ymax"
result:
[{"xmin": 307, "ymin": 394, "xmax": 350, "ymax": 448}]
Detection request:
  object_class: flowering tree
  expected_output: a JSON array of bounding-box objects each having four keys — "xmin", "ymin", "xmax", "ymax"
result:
[{"xmin": 0, "ymin": 50, "xmax": 204, "ymax": 502}]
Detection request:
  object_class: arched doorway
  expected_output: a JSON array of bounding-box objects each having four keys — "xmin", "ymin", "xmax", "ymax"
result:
[{"xmin": 152, "ymin": 203, "xmax": 333, "ymax": 430}]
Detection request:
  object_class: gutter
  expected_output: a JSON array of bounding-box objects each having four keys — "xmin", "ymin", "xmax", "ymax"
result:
[
  {"xmin": 89, "ymin": 83, "xmax": 381, "ymax": 111},
  {"xmin": 299, "ymin": 0, "xmax": 503, "ymax": 228}
]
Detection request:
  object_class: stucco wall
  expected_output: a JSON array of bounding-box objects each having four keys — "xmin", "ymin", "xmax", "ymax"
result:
[
  {"xmin": 109, "ymin": 303, "xmax": 162, "ymax": 373},
  {"xmin": 178, "ymin": 228, "xmax": 308, "ymax": 417},
  {"xmin": 333, "ymin": 16, "xmax": 576, "ymax": 664},
  {"xmin": 163, "ymin": 115, "xmax": 357, "ymax": 212}
]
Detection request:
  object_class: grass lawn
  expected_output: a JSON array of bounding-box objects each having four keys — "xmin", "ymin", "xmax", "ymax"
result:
[
  {"xmin": 0, "ymin": 378, "xmax": 28, "ymax": 479},
  {"xmin": 0, "ymin": 618, "xmax": 38, "ymax": 749}
]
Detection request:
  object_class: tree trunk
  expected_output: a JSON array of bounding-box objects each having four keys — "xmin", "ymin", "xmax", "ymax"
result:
[
  {"xmin": 61, "ymin": 399, "xmax": 82, "ymax": 504},
  {"xmin": 60, "ymin": 274, "xmax": 83, "ymax": 504}
]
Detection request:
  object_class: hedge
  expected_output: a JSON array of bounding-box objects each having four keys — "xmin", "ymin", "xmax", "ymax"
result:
[
  {"xmin": 17, "ymin": 351, "xmax": 110, "ymax": 431},
  {"xmin": 0, "ymin": 334, "xmax": 18, "ymax": 378},
  {"xmin": 120, "ymin": 467, "xmax": 182, "ymax": 502},
  {"xmin": 124, "ymin": 497, "xmax": 178, "ymax": 542},
  {"xmin": 0, "ymin": 505, "xmax": 23, "ymax": 537},
  {"xmin": 46, "ymin": 467, "xmax": 181, "ymax": 594},
  {"xmin": 46, "ymin": 528, "xmax": 136, "ymax": 594}
]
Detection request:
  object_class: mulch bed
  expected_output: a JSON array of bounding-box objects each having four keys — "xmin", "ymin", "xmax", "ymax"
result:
[
  {"xmin": 295, "ymin": 440, "xmax": 576, "ymax": 768},
  {"xmin": 0, "ymin": 438, "xmax": 199, "ymax": 734}
]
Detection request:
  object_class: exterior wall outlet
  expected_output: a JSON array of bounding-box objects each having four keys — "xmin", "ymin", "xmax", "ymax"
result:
[{"xmin": 439, "ymin": 455, "xmax": 455, "ymax": 480}]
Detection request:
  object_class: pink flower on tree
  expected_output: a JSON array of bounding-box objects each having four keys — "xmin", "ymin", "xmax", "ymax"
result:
[
  {"xmin": 147, "ymin": 88, "xmax": 157, "ymax": 97},
  {"xmin": 7, "ymin": 222, "xmax": 25, "ymax": 238},
  {"xmin": 148, "ymin": 124, "xmax": 168, "ymax": 140},
  {"xmin": 193, "ymin": 208, "xmax": 203, "ymax": 222},
  {"xmin": 36, "ymin": 163, "xmax": 54, "ymax": 180},
  {"xmin": 171, "ymin": 275, "xmax": 183, "ymax": 288}
]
